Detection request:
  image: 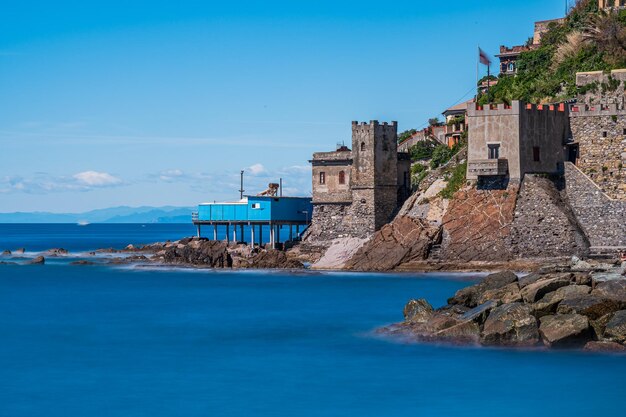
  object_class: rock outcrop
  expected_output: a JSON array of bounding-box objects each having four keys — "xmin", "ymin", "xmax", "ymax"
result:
[
  {"xmin": 345, "ymin": 216, "xmax": 439, "ymax": 271},
  {"xmin": 379, "ymin": 260, "xmax": 626, "ymax": 352},
  {"xmin": 440, "ymin": 183, "xmax": 519, "ymax": 262}
]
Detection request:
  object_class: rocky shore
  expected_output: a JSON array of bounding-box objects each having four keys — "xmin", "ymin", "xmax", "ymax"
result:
[
  {"xmin": 0, "ymin": 237, "xmax": 306, "ymax": 270},
  {"xmin": 379, "ymin": 258, "xmax": 626, "ymax": 352}
]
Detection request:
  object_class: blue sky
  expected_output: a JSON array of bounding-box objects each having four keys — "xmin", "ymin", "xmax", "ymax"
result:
[{"xmin": 0, "ymin": 0, "xmax": 567, "ymax": 212}]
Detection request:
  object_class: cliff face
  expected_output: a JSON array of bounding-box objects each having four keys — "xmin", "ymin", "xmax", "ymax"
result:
[{"xmin": 440, "ymin": 182, "xmax": 519, "ymax": 262}]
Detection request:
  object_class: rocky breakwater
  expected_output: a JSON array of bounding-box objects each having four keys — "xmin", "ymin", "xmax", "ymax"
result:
[
  {"xmin": 380, "ymin": 260, "xmax": 626, "ymax": 352},
  {"xmin": 144, "ymin": 237, "xmax": 305, "ymax": 269}
]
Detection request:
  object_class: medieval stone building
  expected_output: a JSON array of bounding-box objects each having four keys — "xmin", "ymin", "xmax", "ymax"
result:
[
  {"xmin": 304, "ymin": 121, "xmax": 411, "ymax": 244},
  {"xmin": 466, "ymin": 101, "xmax": 570, "ymax": 181}
]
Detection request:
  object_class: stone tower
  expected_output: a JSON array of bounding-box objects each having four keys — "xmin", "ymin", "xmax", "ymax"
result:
[{"xmin": 350, "ymin": 121, "xmax": 400, "ymax": 232}]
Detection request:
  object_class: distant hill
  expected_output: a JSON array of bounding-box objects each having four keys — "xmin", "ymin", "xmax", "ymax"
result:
[{"xmin": 0, "ymin": 206, "xmax": 195, "ymax": 223}]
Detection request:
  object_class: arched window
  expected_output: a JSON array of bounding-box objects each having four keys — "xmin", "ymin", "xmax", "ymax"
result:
[
  {"xmin": 360, "ymin": 142, "xmax": 366, "ymax": 151},
  {"xmin": 338, "ymin": 170, "xmax": 346, "ymax": 185},
  {"xmin": 508, "ymin": 62, "xmax": 515, "ymax": 73}
]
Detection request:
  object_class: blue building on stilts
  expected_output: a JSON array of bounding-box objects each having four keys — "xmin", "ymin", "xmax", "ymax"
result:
[{"xmin": 192, "ymin": 195, "xmax": 312, "ymax": 249}]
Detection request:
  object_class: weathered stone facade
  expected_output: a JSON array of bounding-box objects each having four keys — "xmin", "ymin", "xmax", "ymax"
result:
[
  {"xmin": 304, "ymin": 121, "xmax": 411, "ymax": 245},
  {"xmin": 510, "ymin": 175, "xmax": 589, "ymax": 258},
  {"xmin": 563, "ymin": 162, "xmax": 626, "ymax": 249},
  {"xmin": 570, "ymin": 70, "xmax": 626, "ymax": 200}
]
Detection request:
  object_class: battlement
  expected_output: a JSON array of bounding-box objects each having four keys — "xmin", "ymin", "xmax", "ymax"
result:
[
  {"xmin": 570, "ymin": 102, "xmax": 626, "ymax": 116},
  {"xmin": 576, "ymin": 69, "xmax": 626, "ymax": 86},
  {"xmin": 468, "ymin": 101, "xmax": 567, "ymax": 117},
  {"xmin": 351, "ymin": 120, "xmax": 398, "ymax": 128}
]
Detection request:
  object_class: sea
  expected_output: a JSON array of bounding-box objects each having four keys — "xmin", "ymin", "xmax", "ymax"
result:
[{"xmin": 0, "ymin": 223, "xmax": 624, "ymax": 417}]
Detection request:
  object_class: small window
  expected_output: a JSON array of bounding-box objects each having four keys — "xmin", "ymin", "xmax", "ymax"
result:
[
  {"xmin": 603, "ymin": 131, "xmax": 608, "ymax": 138},
  {"xmin": 360, "ymin": 142, "xmax": 366, "ymax": 151},
  {"xmin": 338, "ymin": 170, "xmax": 346, "ymax": 185},
  {"xmin": 488, "ymin": 144, "xmax": 500, "ymax": 160},
  {"xmin": 622, "ymin": 128, "xmax": 626, "ymax": 135},
  {"xmin": 508, "ymin": 63, "xmax": 515, "ymax": 73},
  {"xmin": 533, "ymin": 146, "xmax": 541, "ymax": 162},
  {"xmin": 319, "ymin": 172, "xmax": 326, "ymax": 185},
  {"xmin": 251, "ymin": 203, "xmax": 261, "ymax": 209},
  {"xmin": 383, "ymin": 141, "xmax": 389, "ymax": 151}
]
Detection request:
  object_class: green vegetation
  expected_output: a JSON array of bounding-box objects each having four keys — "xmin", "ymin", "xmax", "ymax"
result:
[
  {"xmin": 408, "ymin": 141, "xmax": 436, "ymax": 161},
  {"xmin": 428, "ymin": 117, "xmax": 442, "ymax": 126},
  {"xmin": 430, "ymin": 140, "xmax": 466, "ymax": 169},
  {"xmin": 478, "ymin": 0, "xmax": 626, "ymax": 105},
  {"xmin": 439, "ymin": 162, "xmax": 467, "ymax": 199},
  {"xmin": 398, "ymin": 129, "xmax": 417, "ymax": 143}
]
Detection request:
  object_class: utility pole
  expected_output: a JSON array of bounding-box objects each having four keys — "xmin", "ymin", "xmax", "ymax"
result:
[
  {"xmin": 279, "ymin": 178, "xmax": 283, "ymax": 197},
  {"xmin": 239, "ymin": 170, "xmax": 245, "ymax": 200}
]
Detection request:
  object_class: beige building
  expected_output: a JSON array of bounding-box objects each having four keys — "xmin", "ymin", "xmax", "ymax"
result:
[
  {"xmin": 467, "ymin": 101, "xmax": 570, "ymax": 181},
  {"xmin": 599, "ymin": 0, "xmax": 626, "ymax": 9}
]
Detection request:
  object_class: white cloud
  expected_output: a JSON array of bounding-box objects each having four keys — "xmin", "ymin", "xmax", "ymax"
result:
[
  {"xmin": 0, "ymin": 171, "xmax": 125, "ymax": 194},
  {"xmin": 158, "ymin": 169, "xmax": 185, "ymax": 182},
  {"xmin": 73, "ymin": 171, "xmax": 122, "ymax": 187},
  {"xmin": 247, "ymin": 163, "xmax": 266, "ymax": 176}
]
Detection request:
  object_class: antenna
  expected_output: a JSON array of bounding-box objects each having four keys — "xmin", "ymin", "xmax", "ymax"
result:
[{"xmin": 239, "ymin": 170, "xmax": 245, "ymax": 200}]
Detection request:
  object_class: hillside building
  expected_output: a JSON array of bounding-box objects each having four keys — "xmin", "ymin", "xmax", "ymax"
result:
[
  {"xmin": 466, "ymin": 101, "xmax": 570, "ymax": 181},
  {"xmin": 305, "ymin": 121, "xmax": 411, "ymax": 243}
]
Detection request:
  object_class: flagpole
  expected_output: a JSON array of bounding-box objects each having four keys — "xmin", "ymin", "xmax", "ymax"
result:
[
  {"xmin": 487, "ymin": 63, "xmax": 491, "ymax": 103},
  {"xmin": 476, "ymin": 46, "xmax": 480, "ymax": 100}
]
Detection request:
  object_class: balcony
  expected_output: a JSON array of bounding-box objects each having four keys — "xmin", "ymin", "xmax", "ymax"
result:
[{"xmin": 468, "ymin": 158, "xmax": 509, "ymax": 177}]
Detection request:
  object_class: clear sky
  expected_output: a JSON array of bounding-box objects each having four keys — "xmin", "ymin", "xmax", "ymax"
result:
[{"xmin": 0, "ymin": 0, "xmax": 567, "ymax": 212}]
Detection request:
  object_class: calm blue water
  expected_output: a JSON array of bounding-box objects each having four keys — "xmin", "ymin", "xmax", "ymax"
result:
[{"xmin": 0, "ymin": 224, "xmax": 624, "ymax": 416}]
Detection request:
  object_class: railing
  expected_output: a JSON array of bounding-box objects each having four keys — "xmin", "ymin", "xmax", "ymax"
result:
[
  {"xmin": 191, "ymin": 212, "xmax": 199, "ymax": 222},
  {"xmin": 468, "ymin": 158, "xmax": 509, "ymax": 177}
]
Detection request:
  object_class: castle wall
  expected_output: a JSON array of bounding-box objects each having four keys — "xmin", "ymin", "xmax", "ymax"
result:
[
  {"xmin": 572, "ymin": 69, "xmax": 626, "ymax": 200},
  {"xmin": 564, "ymin": 162, "xmax": 626, "ymax": 248}
]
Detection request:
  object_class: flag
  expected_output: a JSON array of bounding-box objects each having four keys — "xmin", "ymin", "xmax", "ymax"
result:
[{"xmin": 479, "ymin": 47, "xmax": 491, "ymax": 66}]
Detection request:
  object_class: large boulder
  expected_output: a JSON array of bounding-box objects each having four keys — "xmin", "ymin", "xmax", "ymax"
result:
[
  {"xmin": 403, "ymin": 299, "xmax": 434, "ymax": 324},
  {"xmin": 448, "ymin": 271, "xmax": 518, "ymax": 308},
  {"xmin": 478, "ymin": 283, "xmax": 522, "ymax": 305},
  {"xmin": 521, "ymin": 274, "xmax": 572, "ymax": 303},
  {"xmin": 531, "ymin": 285, "xmax": 592, "ymax": 318},
  {"xmin": 592, "ymin": 280, "xmax": 626, "ymax": 304},
  {"xmin": 434, "ymin": 320, "xmax": 481, "ymax": 344},
  {"xmin": 461, "ymin": 300, "xmax": 498, "ymax": 324},
  {"xmin": 557, "ymin": 296, "xmax": 621, "ymax": 320},
  {"xmin": 481, "ymin": 303, "xmax": 539, "ymax": 347},
  {"xmin": 539, "ymin": 314, "xmax": 591, "ymax": 348},
  {"xmin": 604, "ymin": 310, "xmax": 626, "ymax": 343},
  {"xmin": 1, "ymin": 250, "xmax": 11, "ymax": 256}
]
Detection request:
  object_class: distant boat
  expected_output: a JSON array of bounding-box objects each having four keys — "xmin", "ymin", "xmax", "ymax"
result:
[{"xmin": 77, "ymin": 221, "xmax": 90, "ymax": 226}]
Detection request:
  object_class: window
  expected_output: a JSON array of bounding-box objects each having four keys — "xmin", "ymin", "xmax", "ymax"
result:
[
  {"xmin": 251, "ymin": 203, "xmax": 261, "ymax": 209},
  {"xmin": 383, "ymin": 140, "xmax": 389, "ymax": 151},
  {"xmin": 533, "ymin": 146, "xmax": 541, "ymax": 162},
  {"xmin": 360, "ymin": 142, "xmax": 366, "ymax": 151},
  {"xmin": 488, "ymin": 144, "xmax": 500, "ymax": 160},
  {"xmin": 623, "ymin": 128, "xmax": 626, "ymax": 135},
  {"xmin": 338, "ymin": 170, "xmax": 346, "ymax": 185},
  {"xmin": 319, "ymin": 172, "xmax": 326, "ymax": 185},
  {"xmin": 603, "ymin": 131, "xmax": 608, "ymax": 138},
  {"xmin": 508, "ymin": 63, "xmax": 515, "ymax": 73}
]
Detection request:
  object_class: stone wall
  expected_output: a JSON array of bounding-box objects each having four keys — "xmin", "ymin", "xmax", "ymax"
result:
[
  {"xmin": 569, "ymin": 113, "xmax": 626, "ymax": 200},
  {"xmin": 563, "ymin": 162, "xmax": 626, "ymax": 248},
  {"xmin": 510, "ymin": 175, "xmax": 589, "ymax": 258}
]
